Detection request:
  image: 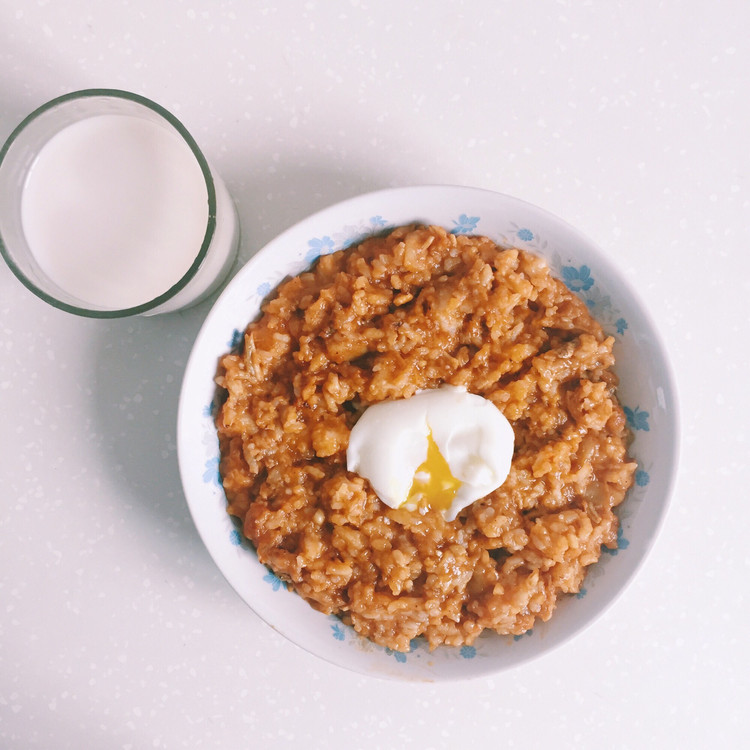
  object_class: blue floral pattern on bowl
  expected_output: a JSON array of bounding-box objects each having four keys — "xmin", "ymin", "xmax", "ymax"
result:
[
  {"xmin": 202, "ymin": 456, "xmax": 220, "ymax": 486},
  {"xmin": 304, "ymin": 215, "xmax": 390, "ymax": 265},
  {"xmin": 635, "ymin": 468, "xmax": 650, "ymax": 487},
  {"xmin": 263, "ymin": 568, "xmax": 285, "ymax": 591},
  {"xmin": 304, "ymin": 235, "xmax": 335, "ymax": 264},
  {"xmin": 450, "ymin": 214, "xmax": 480, "ymax": 234},
  {"xmin": 602, "ymin": 525, "xmax": 631, "ymax": 556},
  {"xmin": 562, "ymin": 264, "xmax": 594, "ymax": 292},
  {"xmin": 624, "ymin": 405, "xmax": 651, "ymax": 432}
]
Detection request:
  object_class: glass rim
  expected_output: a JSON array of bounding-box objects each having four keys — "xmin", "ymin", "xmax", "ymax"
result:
[{"xmin": 0, "ymin": 88, "xmax": 217, "ymax": 318}]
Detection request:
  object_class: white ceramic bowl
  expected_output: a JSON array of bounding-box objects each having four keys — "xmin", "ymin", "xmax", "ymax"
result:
[{"xmin": 177, "ymin": 185, "xmax": 679, "ymax": 681}]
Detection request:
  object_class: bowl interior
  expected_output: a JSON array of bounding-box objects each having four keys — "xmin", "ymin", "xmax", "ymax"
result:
[{"xmin": 177, "ymin": 185, "xmax": 678, "ymax": 681}]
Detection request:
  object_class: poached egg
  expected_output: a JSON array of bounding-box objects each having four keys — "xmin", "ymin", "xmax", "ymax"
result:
[{"xmin": 346, "ymin": 385, "xmax": 514, "ymax": 521}]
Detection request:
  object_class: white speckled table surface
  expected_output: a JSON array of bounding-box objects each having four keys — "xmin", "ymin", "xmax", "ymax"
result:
[{"xmin": 1, "ymin": 1, "xmax": 748, "ymax": 748}]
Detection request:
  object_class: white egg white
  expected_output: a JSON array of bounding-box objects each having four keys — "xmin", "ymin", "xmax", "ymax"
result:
[{"xmin": 346, "ymin": 385, "xmax": 514, "ymax": 521}]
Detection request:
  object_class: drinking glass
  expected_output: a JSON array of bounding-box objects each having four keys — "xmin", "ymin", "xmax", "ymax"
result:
[{"xmin": 0, "ymin": 89, "xmax": 240, "ymax": 317}]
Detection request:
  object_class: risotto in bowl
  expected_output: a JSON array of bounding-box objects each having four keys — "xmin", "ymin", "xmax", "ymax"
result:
[{"xmin": 177, "ymin": 185, "xmax": 678, "ymax": 680}]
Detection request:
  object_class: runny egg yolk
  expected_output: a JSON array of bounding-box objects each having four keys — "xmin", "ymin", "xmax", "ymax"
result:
[{"xmin": 407, "ymin": 430, "xmax": 462, "ymax": 512}]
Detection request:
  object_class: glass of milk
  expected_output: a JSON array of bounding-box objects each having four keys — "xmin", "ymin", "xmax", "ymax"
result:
[{"xmin": 0, "ymin": 89, "xmax": 240, "ymax": 317}]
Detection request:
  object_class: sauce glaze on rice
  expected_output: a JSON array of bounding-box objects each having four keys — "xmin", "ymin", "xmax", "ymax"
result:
[{"xmin": 215, "ymin": 225, "xmax": 636, "ymax": 652}]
